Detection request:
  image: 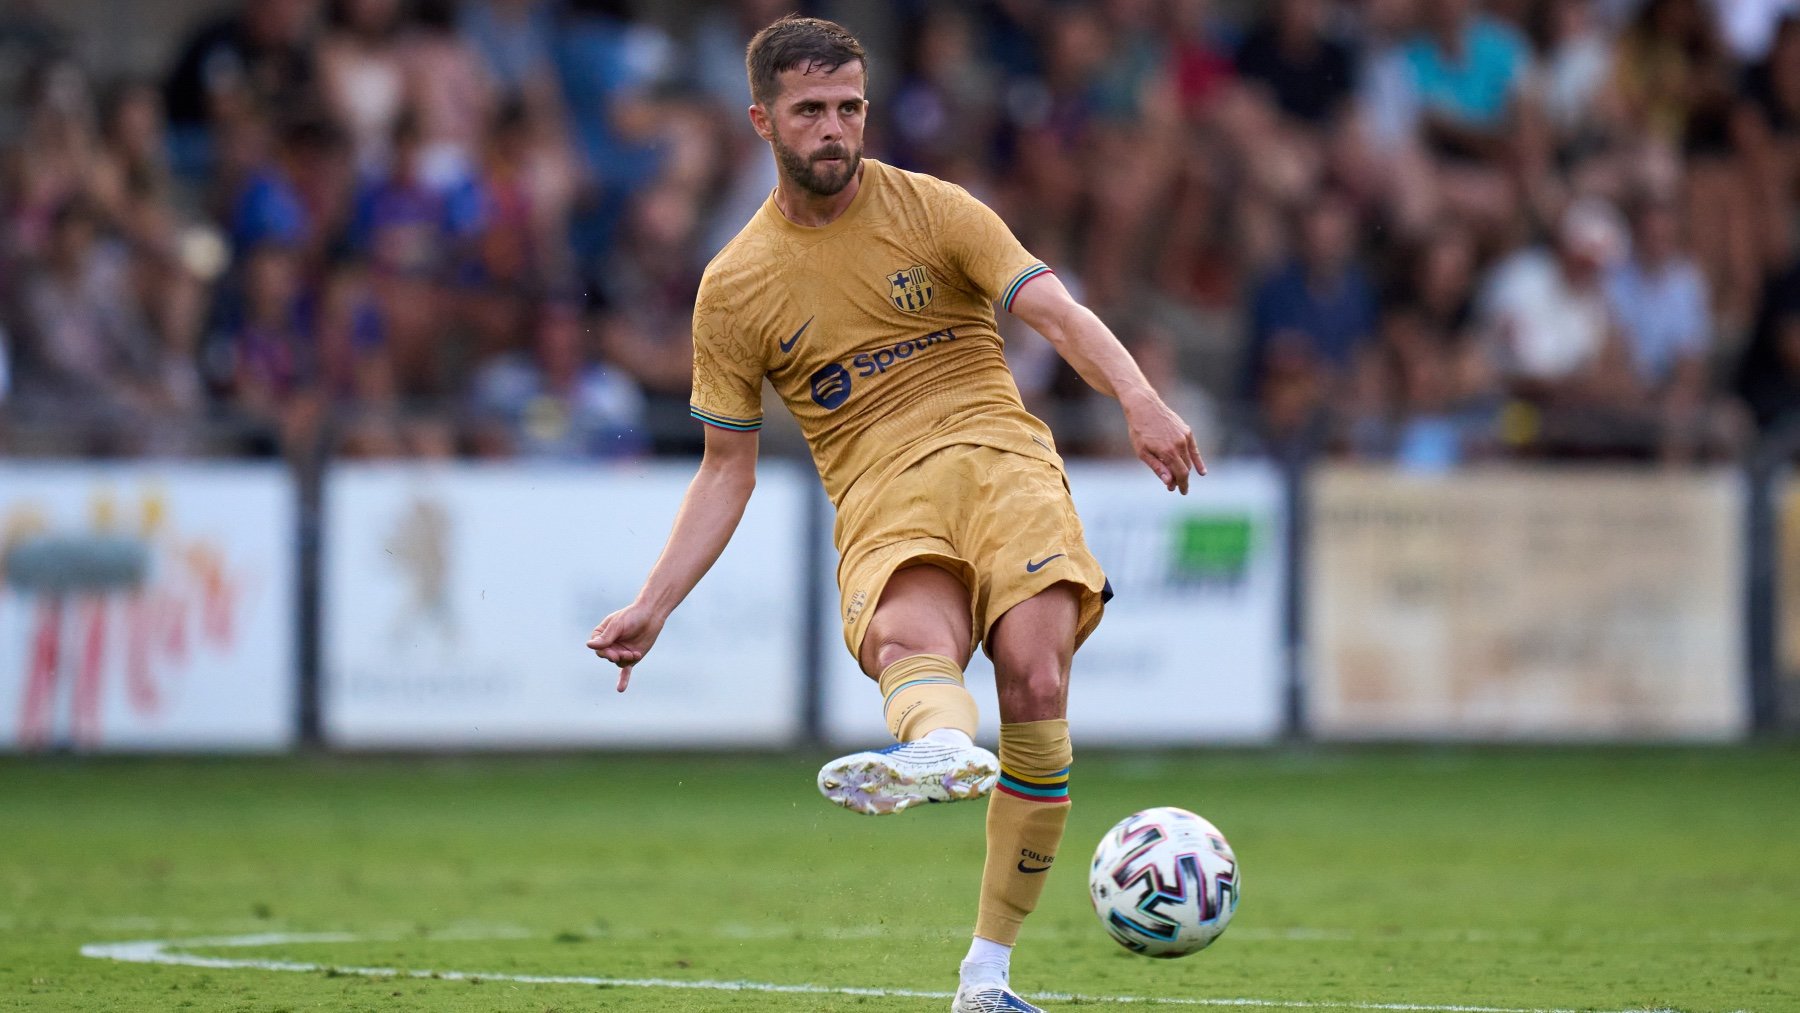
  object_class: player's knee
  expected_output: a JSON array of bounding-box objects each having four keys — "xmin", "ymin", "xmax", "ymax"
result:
[
  {"xmin": 997, "ymin": 660, "xmax": 1068, "ymax": 721},
  {"xmin": 862, "ymin": 631, "xmax": 966, "ymax": 679}
]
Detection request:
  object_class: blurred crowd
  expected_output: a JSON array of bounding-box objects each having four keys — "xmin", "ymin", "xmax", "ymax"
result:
[{"xmin": 0, "ymin": 0, "xmax": 1798, "ymax": 467}]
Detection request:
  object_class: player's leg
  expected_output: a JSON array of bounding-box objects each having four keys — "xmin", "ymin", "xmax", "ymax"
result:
[
  {"xmin": 954, "ymin": 582, "xmax": 1080, "ymax": 1010},
  {"xmin": 818, "ymin": 562, "xmax": 1000, "ymax": 815},
  {"xmin": 859, "ymin": 561, "xmax": 977, "ymax": 739}
]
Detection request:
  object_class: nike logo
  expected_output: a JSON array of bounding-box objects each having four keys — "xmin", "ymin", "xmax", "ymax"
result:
[
  {"xmin": 1025, "ymin": 554, "xmax": 1065, "ymax": 573},
  {"xmin": 1017, "ymin": 860, "xmax": 1052, "ymax": 874},
  {"xmin": 780, "ymin": 317, "xmax": 813, "ymax": 353}
]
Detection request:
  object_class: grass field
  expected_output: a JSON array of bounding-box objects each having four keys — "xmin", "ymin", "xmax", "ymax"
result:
[{"xmin": 2, "ymin": 747, "xmax": 1796, "ymax": 1012}]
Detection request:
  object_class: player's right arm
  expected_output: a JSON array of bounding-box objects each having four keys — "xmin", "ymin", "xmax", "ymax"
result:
[
  {"xmin": 587, "ymin": 270, "xmax": 769, "ymax": 692},
  {"xmin": 586, "ymin": 424, "xmax": 759, "ymax": 692}
]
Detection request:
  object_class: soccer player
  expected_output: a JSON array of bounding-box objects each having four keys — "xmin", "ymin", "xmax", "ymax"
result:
[{"xmin": 586, "ymin": 16, "xmax": 1204, "ymax": 1012}]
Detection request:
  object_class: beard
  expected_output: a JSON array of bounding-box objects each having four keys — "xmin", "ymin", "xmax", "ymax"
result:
[{"xmin": 771, "ymin": 129, "xmax": 861, "ymax": 197}]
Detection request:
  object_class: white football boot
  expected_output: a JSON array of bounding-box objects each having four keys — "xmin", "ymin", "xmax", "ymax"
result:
[
  {"xmin": 816, "ymin": 741, "xmax": 999, "ymax": 815},
  {"xmin": 951, "ymin": 982, "xmax": 1046, "ymax": 1012}
]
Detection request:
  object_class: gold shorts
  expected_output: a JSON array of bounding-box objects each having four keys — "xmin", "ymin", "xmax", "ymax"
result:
[{"xmin": 835, "ymin": 444, "xmax": 1110, "ymax": 662}]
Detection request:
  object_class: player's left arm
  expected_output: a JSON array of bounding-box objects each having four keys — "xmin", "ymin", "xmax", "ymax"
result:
[{"xmin": 1010, "ymin": 274, "xmax": 1207, "ymax": 494}]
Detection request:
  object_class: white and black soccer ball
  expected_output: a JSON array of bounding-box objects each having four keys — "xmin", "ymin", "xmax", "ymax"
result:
[{"xmin": 1088, "ymin": 806, "xmax": 1239, "ymax": 958}]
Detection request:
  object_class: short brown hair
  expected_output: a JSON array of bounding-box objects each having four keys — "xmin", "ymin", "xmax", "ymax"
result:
[{"xmin": 745, "ymin": 15, "xmax": 866, "ymax": 107}]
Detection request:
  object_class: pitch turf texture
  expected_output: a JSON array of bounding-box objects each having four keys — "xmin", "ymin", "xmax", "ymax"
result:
[{"xmin": 3, "ymin": 749, "xmax": 1795, "ymax": 1012}]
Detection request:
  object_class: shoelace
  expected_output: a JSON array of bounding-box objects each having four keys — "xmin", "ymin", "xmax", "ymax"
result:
[
  {"xmin": 960, "ymin": 987, "xmax": 1041, "ymax": 1012},
  {"xmin": 875, "ymin": 741, "xmax": 966, "ymax": 759}
]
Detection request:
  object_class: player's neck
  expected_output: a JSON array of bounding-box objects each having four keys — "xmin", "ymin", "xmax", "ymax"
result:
[{"xmin": 773, "ymin": 163, "xmax": 864, "ymax": 229}]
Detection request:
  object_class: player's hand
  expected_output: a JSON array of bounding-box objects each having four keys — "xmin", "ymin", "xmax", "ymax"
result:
[
  {"xmin": 1123, "ymin": 391, "xmax": 1206, "ymax": 494},
  {"xmin": 586, "ymin": 602, "xmax": 666, "ymax": 692}
]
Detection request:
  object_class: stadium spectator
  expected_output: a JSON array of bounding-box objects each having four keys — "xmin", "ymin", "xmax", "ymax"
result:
[
  {"xmin": 229, "ymin": 113, "xmax": 354, "ymax": 264},
  {"xmin": 1603, "ymin": 196, "xmax": 1736, "ymax": 460},
  {"xmin": 10, "ymin": 199, "xmax": 170, "ymax": 452},
  {"xmin": 347, "ymin": 110, "xmax": 483, "ymax": 277},
  {"xmin": 1366, "ymin": 225, "xmax": 1502, "ymax": 467},
  {"xmin": 1735, "ymin": 257, "xmax": 1800, "ymax": 438},
  {"xmin": 1745, "ymin": 14, "xmax": 1800, "ymax": 143},
  {"xmin": 456, "ymin": 97, "xmax": 580, "ymax": 368},
  {"xmin": 400, "ymin": 0, "xmax": 495, "ymax": 192},
  {"xmin": 1166, "ymin": 0, "xmax": 1237, "ymax": 121},
  {"xmin": 1479, "ymin": 198, "xmax": 1662, "ymax": 456},
  {"xmin": 218, "ymin": 242, "xmax": 318, "ymax": 456},
  {"xmin": 162, "ymin": 0, "xmax": 320, "ymax": 175},
  {"xmin": 5, "ymin": 59, "xmax": 105, "ymax": 262},
  {"xmin": 690, "ymin": 0, "xmax": 790, "ymax": 112},
  {"xmin": 467, "ymin": 300, "xmax": 645, "ymax": 460},
  {"xmin": 1709, "ymin": 0, "xmax": 1798, "ymax": 63},
  {"xmin": 1404, "ymin": 0, "xmax": 1535, "ymax": 148},
  {"xmin": 1536, "ymin": 0, "xmax": 1617, "ymax": 142},
  {"xmin": 1742, "ymin": 14, "xmax": 1800, "ymax": 267},
  {"xmin": 1607, "ymin": 199, "xmax": 1708, "ymax": 376},
  {"xmin": 91, "ymin": 82, "xmax": 175, "ymax": 244},
  {"xmin": 459, "ymin": 0, "xmax": 559, "ymax": 108},
  {"xmin": 1233, "ymin": 0, "xmax": 1356, "ymax": 129},
  {"xmin": 555, "ymin": 0, "xmax": 680, "ymax": 268},
  {"xmin": 1244, "ymin": 192, "xmax": 1378, "ymax": 450},
  {"xmin": 318, "ymin": 0, "xmax": 409, "ymax": 176},
  {"xmin": 1075, "ymin": 2, "xmax": 1186, "ymax": 303},
  {"xmin": 0, "ymin": 321, "xmax": 10, "ymax": 418},
  {"xmin": 887, "ymin": 6, "xmax": 999, "ymax": 176},
  {"xmin": 595, "ymin": 180, "xmax": 704, "ymax": 454}
]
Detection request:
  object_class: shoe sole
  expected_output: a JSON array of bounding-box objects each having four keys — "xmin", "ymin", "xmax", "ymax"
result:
[{"xmin": 817, "ymin": 754, "xmax": 998, "ymax": 815}]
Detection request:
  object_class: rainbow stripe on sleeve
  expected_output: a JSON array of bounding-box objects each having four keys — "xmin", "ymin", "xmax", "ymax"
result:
[
  {"xmin": 1002, "ymin": 263, "xmax": 1054, "ymax": 312},
  {"xmin": 996, "ymin": 765, "xmax": 1070, "ymax": 803},
  {"xmin": 689, "ymin": 405, "xmax": 763, "ymax": 431}
]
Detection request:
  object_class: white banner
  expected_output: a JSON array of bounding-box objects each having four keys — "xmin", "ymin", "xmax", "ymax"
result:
[
  {"xmin": 820, "ymin": 462, "xmax": 1289, "ymax": 746},
  {"xmin": 1308, "ymin": 467, "xmax": 1747, "ymax": 741},
  {"xmin": 0, "ymin": 465, "xmax": 295, "ymax": 751},
  {"xmin": 323, "ymin": 462, "xmax": 810, "ymax": 747}
]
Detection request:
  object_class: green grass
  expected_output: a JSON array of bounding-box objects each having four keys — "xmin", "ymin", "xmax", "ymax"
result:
[{"xmin": 1, "ymin": 748, "xmax": 1796, "ymax": 1012}]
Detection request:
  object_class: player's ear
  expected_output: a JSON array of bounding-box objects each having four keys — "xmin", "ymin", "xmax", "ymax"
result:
[{"xmin": 748, "ymin": 103, "xmax": 774, "ymax": 142}]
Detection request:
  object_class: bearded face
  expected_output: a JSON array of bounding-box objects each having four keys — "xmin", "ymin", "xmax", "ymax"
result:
[
  {"xmin": 769, "ymin": 125, "xmax": 861, "ymax": 197},
  {"xmin": 754, "ymin": 59, "xmax": 868, "ymax": 202}
]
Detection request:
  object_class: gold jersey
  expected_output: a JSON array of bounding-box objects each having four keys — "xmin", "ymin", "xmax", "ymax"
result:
[{"xmin": 689, "ymin": 158, "xmax": 1063, "ymax": 511}]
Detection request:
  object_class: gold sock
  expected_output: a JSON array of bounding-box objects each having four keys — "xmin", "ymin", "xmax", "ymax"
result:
[
  {"xmin": 878, "ymin": 654, "xmax": 977, "ymax": 741},
  {"xmin": 974, "ymin": 719, "xmax": 1071, "ymax": 944}
]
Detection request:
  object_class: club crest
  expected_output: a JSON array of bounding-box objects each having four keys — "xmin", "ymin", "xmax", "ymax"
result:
[{"xmin": 888, "ymin": 265, "xmax": 934, "ymax": 313}]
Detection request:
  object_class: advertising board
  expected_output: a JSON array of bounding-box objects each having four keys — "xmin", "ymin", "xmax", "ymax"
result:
[
  {"xmin": 0, "ymin": 465, "xmax": 295, "ymax": 751},
  {"xmin": 322, "ymin": 462, "xmax": 810, "ymax": 747}
]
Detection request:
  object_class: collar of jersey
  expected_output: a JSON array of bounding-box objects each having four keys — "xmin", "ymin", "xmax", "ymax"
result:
[{"xmin": 761, "ymin": 157, "xmax": 879, "ymax": 239}]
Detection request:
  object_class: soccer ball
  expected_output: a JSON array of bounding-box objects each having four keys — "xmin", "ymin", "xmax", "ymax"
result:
[{"xmin": 1088, "ymin": 806, "xmax": 1239, "ymax": 958}]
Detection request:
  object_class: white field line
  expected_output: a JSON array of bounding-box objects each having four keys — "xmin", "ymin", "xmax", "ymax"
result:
[{"xmin": 80, "ymin": 932, "xmax": 1679, "ymax": 1013}]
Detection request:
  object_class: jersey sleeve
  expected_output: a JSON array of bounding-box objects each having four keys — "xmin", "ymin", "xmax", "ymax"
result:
[
  {"xmin": 933, "ymin": 183, "xmax": 1053, "ymax": 313},
  {"xmin": 688, "ymin": 279, "xmax": 766, "ymax": 431}
]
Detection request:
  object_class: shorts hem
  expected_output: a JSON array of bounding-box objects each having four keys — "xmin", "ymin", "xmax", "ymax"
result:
[
  {"xmin": 841, "ymin": 548, "xmax": 980, "ymax": 669},
  {"xmin": 979, "ymin": 571, "xmax": 1109, "ymax": 659}
]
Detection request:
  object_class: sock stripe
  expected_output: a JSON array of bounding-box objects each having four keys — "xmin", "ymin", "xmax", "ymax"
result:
[
  {"xmin": 997, "ymin": 768, "xmax": 1069, "ymax": 802},
  {"xmin": 1000, "ymin": 767, "xmax": 1069, "ymax": 786},
  {"xmin": 881, "ymin": 676, "xmax": 963, "ymax": 707}
]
